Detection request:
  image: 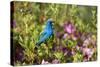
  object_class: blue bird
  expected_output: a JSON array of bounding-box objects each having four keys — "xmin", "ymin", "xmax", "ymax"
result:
[{"xmin": 36, "ymin": 19, "xmax": 54, "ymax": 46}]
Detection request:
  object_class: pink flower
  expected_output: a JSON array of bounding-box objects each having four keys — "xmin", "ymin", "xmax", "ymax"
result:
[
  {"xmin": 64, "ymin": 21, "xmax": 76, "ymax": 34},
  {"xmin": 41, "ymin": 59, "xmax": 50, "ymax": 64},
  {"xmin": 52, "ymin": 59, "xmax": 60, "ymax": 64},
  {"xmin": 83, "ymin": 38, "xmax": 90, "ymax": 47},
  {"xmin": 82, "ymin": 47, "xmax": 94, "ymax": 61},
  {"xmin": 63, "ymin": 33, "xmax": 68, "ymax": 39},
  {"xmin": 82, "ymin": 34, "xmax": 96, "ymax": 47}
]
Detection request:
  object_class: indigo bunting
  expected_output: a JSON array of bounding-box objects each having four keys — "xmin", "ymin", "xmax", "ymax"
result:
[{"xmin": 36, "ymin": 19, "xmax": 54, "ymax": 46}]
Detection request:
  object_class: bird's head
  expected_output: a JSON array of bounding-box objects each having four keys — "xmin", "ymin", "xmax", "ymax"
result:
[
  {"xmin": 45, "ymin": 18, "xmax": 54, "ymax": 30},
  {"xmin": 47, "ymin": 19, "xmax": 53, "ymax": 25},
  {"xmin": 46, "ymin": 19, "xmax": 53, "ymax": 26}
]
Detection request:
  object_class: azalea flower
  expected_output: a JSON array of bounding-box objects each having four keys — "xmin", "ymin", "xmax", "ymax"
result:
[
  {"xmin": 82, "ymin": 47, "xmax": 94, "ymax": 61},
  {"xmin": 80, "ymin": 33, "xmax": 87, "ymax": 41},
  {"xmin": 83, "ymin": 34, "xmax": 96, "ymax": 47},
  {"xmin": 63, "ymin": 33, "xmax": 68, "ymax": 39},
  {"xmin": 83, "ymin": 38, "xmax": 90, "ymax": 47},
  {"xmin": 41, "ymin": 59, "xmax": 50, "ymax": 64},
  {"xmin": 52, "ymin": 59, "xmax": 60, "ymax": 64},
  {"xmin": 64, "ymin": 21, "xmax": 76, "ymax": 34},
  {"xmin": 63, "ymin": 33, "xmax": 73, "ymax": 40}
]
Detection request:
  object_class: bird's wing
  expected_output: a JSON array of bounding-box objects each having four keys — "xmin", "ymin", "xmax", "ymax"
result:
[
  {"xmin": 36, "ymin": 32, "xmax": 47, "ymax": 46},
  {"xmin": 39, "ymin": 31, "xmax": 47, "ymax": 40},
  {"xmin": 39, "ymin": 33, "xmax": 50, "ymax": 42},
  {"xmin": 36, "ymin": 33, "xmax": 49, "ymax": 45}
]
